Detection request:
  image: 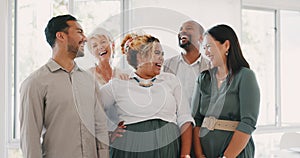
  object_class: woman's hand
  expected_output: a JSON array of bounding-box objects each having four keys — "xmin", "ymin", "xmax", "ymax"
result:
[
  {"xmin": 118, "ymin": 73, "xmax": 129, "ymax": 80},
  {"xmin": 110, "ymin": 121, "xmax": 126, "ymax": 143}
]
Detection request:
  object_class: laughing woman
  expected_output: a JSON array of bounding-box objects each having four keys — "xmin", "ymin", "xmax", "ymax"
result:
[
  {"xmin": 192, "ymin": 24, "xmax": 260, "ymax": 158},
  {"xmin": 87, "ymin": 27, "xmax": 128, "ymax": 134},
  {"xmin": 87, "ymin": 27, "xmax": 122, "ymax": 85},
  {"xmin": 100, "ymin": 34, "xmax": 194, "ymax": 158}
]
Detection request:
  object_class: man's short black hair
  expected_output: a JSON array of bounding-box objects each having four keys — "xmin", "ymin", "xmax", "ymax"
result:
[{"xmin": 44, "ymin": 14, "xmax": 77, "ymax": 47}]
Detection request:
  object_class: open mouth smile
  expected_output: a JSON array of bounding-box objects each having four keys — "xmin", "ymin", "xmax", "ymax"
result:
[{"xmin": 99, "ymin": 51, "xmax": 108, "ymax": 56}]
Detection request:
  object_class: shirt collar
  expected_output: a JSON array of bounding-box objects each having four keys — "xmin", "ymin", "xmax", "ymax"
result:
[
  {"xmin": 128, "ymin": 71, "xmax": 138, "ymax": 79},
  {"xmin": 46, "ymin": 58, "xmax": 83, "ymax": 72},
  {"xmin": 179, "ymin": 53, "xmax": 202, "ymax": 66},
  {"xmin": 129, "ymin": 71, "xmax": 160, "ymax": 81}
]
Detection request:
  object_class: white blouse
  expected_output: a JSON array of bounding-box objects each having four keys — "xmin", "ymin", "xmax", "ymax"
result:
[{"xmin": 99, "ymin": 72, "xmax": 195, "ymax": 127}]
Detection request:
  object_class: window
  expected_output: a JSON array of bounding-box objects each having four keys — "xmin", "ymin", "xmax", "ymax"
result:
[
  {"xmin": 280, "ymin": 10, "xmax": 300, "ymax": 125},
  {"xmin": 242, "ymin": 8, "xmax": 300, "ymax": 128},
  {"xmin": 242, "ymin": 6, "xmax": 300, "ymax": 158},
  {"xmin": 242, "ymin": 9, "xmax": 276, "ymax": 126}
]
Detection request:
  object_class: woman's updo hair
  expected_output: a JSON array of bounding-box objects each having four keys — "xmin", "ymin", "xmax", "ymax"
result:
[{"xmin": 121, "ymin": 34, "xmax": 160, "ymax": 69}]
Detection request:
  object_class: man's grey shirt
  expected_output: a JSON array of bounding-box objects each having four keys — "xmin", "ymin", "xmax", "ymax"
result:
[{"xmin": 19, "ymin": 59, "xmax": 109, "ymax": 158}]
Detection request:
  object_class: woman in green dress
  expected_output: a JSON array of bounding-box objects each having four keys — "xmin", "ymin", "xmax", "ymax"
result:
[{"xmin": 192, "ymin": 24, "xmax": 260, "ymax": 158}]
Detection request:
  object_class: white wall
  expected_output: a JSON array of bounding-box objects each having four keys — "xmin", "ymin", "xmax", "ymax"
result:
[{"xmin": 0, "ymin": 0, "xmax": 8, "ymax": 157}]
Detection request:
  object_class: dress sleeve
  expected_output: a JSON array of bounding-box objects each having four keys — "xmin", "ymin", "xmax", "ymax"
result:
[
  {"xmin": 236, "ymin": 69, "xmax": 260, "ymax": 134},
  {"xmin": 191, "ymin": 74, "xmax": 205, "ymax": 127},
  {"xmin": 19, "ymin": 78, "xmax": 44, "ymax": 158}
]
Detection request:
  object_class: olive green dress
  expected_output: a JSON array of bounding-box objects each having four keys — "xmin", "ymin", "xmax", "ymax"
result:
[{"xmin": 192, "ymin": 67, "xmax": 260, "ymax": 158}]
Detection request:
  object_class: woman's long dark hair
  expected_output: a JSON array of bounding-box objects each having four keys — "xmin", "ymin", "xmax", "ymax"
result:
[{"xmin": 207, "ymin": 24, "xmax": 249, "ymax": 76}]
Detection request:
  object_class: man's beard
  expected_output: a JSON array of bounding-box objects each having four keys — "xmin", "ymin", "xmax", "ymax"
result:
[
  {"xmin": 179, "ymin": 40, "xmax": 192, "ymax": 49},
  {"xmin": 68, "ymin": 44, "xmax": 84, "ymax": 57},
  {"xmin": 76, "ymin": 49, "xmax": 84, "ymax": 57},
  {"xmin": 178, "ymin": 34, "xmax": 192, "ymax": 49}
]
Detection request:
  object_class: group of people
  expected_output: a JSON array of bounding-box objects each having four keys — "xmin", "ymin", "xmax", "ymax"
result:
[{"xmin": 19, "ymin": 14, "xmax": 260, "ymax": 158}]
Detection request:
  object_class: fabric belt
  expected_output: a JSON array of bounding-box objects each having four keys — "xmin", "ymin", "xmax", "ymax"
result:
[{"xmin": 202, "ymin": 116, "xmax": 239, "ymax": 131}]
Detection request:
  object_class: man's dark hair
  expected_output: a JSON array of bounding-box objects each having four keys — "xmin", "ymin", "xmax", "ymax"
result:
[{"xmin": 44, "ymin": 14, "xmax": 77, "ymax": 47}]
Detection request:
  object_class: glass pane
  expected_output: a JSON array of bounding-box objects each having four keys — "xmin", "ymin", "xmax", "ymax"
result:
[
  {"xmin": 254, "ymin": 132, "xmax": 300, "ymax": 157},
  {"xmin": 74, "ymin": 0, "xmax": 121, "ymax": 34},
  {"xmin": 242, "ymin": 9, "xmax": 276, "ymax": 126},
  {"xmin": 8, "ymin": 148, "xmax": 23, "ymax": 158},
  {"xmin": 52, "ymin": 0, "xmax": 69, "ymax": 16},
  {"xmin": 73, "ymin": 0, "xmax": 121, "ymax": 69},
  {"xmin": 280, "ymin": 10, "xmax": 300, "ymax": 125},
  {"xmin": 253, "ymin": 133, "xmax": 281, "ymax": 157},
  {"xmin": 253, "ymin": 133, "xmax": 282, "ymax": 158}
]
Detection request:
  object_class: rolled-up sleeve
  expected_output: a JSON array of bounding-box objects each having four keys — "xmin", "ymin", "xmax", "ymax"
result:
[
  {"xmin": 19, "ymin": 78, "xmax": 44, "ymax": 158},
  {"xmin": 173, "ymin": 77, "xmax": 195, "ymax": 127},
  {"xmin": 236, "ymin": 69, "xmax": 260, "ymax": 134}
]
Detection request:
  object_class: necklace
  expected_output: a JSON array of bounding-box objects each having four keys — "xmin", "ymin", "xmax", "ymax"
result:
[
  {"xmin": 133, "ymin": 77, "xmax": 156, "ymax": 87},
  {"xmin": 216, "ymin": 73, "xmax": 228, "ymax": 83}
]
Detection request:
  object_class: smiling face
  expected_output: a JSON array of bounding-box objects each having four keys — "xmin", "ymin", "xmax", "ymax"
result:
[
  {"xmin": 137, "ymin": 41, "xmax": 164, "ymax": 77},
  {"xmin": 202, "ymin": 34, "xmax": 228, "ymax": 68},
  {"xmin": 178, "ymin": 21, "xmax": 202, "ymax": 49},
  {"xmin": 89, "ymin": 35, "xmax": 112, "ymax": 62},
  {"xmin": 65, "ymin": 20, "xmax": 87, "ymax": 58}
]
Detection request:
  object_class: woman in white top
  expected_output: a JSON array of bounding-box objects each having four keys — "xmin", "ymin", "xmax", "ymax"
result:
[{"xmin": 100, "ymin": 34, "xmax": 194, "ymax": 158}]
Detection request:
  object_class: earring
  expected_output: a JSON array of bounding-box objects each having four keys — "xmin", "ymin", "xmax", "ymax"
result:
[{"xmin": 225, "ymin": 51, "xmax": 229, "ymax": 56}]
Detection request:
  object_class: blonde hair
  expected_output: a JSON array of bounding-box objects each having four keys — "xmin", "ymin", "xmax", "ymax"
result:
[{"xmin": 87, "ymin": 27, "xmax": 113, "ymax": 52}]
